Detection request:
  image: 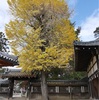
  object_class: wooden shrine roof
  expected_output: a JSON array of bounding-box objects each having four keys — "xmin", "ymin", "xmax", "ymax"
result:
[
  {"xmin": 1, "ymin": 72, "xmax": 36, "ymax": 79},
  {"xmin": 1, "ymin": 68, "xmax": 37, "ymax": 79},
  {"xmin": 74, "ymin": 40, "xmax": 99, "ymax": 71},
  {"xmin": 0, "ymin": 51, "xmax": 18, "ymax": 67}
]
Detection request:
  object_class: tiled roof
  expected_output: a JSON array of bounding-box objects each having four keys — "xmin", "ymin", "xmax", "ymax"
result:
[
  {"xmin": 0, "ymin": 51, "xmax": 18, "ymax": 66},
  {"xmin": 74, "ymin": 40, "xmax": 99, "ymax": 46},
  {"xmin": 1, "ymin": 67, "xmax": 37, "ymax": 78},
  {"xmin": 0, "ymin": 67, "xmax": 36, "ymax": 78},
  {"xmin": 2, "ymin": 72, "xmax": 36, "ymax": 78}
]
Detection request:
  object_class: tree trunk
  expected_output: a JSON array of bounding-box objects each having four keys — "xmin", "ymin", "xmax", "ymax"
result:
[{"xmin": 41, "ymin": 70, "xmax": 49, "ymax": 100}]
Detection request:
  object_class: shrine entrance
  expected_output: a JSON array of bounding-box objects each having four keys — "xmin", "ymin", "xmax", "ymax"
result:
[
  {"xmin": 13, "ymin": 80, "xmax": 28, "ymax": 97},
  {"xmin": 1, "ymin": 68, "xmax": 37, "ymax": 100}
]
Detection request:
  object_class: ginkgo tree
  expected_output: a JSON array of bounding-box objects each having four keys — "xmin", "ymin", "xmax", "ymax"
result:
[{"xmin": 6, "ymin": 0, "xmax": 77, "ymax": 100}]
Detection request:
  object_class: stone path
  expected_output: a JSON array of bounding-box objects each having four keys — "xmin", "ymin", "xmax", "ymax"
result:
[{"xmin": 0, "ymin": 96, "xmax": 8, "ymax": 100}]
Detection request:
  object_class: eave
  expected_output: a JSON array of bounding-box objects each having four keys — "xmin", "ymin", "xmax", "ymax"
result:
[
  {"xmin": 74, "ymin": 40, "xmax": 99, "ymax": 71},
  {"xmin": 0, "ymin": 51, "xmax": 18, "ymax": 67}
]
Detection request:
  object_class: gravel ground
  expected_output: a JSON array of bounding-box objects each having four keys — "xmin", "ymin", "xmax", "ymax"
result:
[
  {"xmin": 0, "ymin": 94, "xmax": 91, "ymax": 100},
  {"xmin": 0, "ymin": 96, "xmax": 91, "ymax": 100}
]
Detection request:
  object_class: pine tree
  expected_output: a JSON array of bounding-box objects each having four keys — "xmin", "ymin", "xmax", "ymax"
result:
[
  {"xmin": 0, "ymin": 32, "xmax": 9, "ymax": 52},
  {"xmin": 94, "ymin": 27, "xmax": 99, "ymax": 38}
]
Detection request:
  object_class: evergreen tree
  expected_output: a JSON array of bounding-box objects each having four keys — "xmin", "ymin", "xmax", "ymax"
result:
[
  {"xmin": 0, "ymin": 32, "xmax": 9, "ymax": 52},
  {"xmin": 94, "ymin": 27, "xmax": 99, "ymax": 38}
]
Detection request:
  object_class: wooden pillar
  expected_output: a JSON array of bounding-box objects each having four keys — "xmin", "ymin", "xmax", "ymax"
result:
[
  {"xmin": 8, "ymin": 78, "xmax": 14, "ymax": 99},
  {"xmin": 96, "ymin": 47, "xmax": 99, "ymax": 69},
  {"xmin": 89, "ymin": 80, "xmax": 92, "ymax": 99},
  {"xmin": 96, "ymin": 47, "xmax": 99, "ymax": 99},
  {"xmin": 98, "ymin": 72, "xmax": 99, "ymax": 99},
  {"xmin": 27, "ymin": 79, "xmax": 31, "ymax": 100},
  {"xmin": 91, "ymin": 80, "xmax": 94, "ymax": 99}
]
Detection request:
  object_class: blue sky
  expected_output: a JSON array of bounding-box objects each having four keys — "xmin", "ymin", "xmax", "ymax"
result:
[
  {"xmin": 0, "ymin": 0, "xmax": 99, "ymax": 41},
  {"xmin": 70, "ymin": 0, "xmax": 99, "ymax": 26},
  {"xmin": 67, "ymin": 0, "xmax": 99, "ymax": 41}
]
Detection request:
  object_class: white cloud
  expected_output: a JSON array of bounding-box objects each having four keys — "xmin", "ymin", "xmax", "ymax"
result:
[
  {"xmin": 0, "ymin": 0, "xmax": 99, "ymax": 42},
  {"xmin": 79, "ymin": 9, "xmax": 99, "ymax": 41},
  {"xmin": 0, "ymin": 0, "xmax": 11, "ymax": 32}
]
